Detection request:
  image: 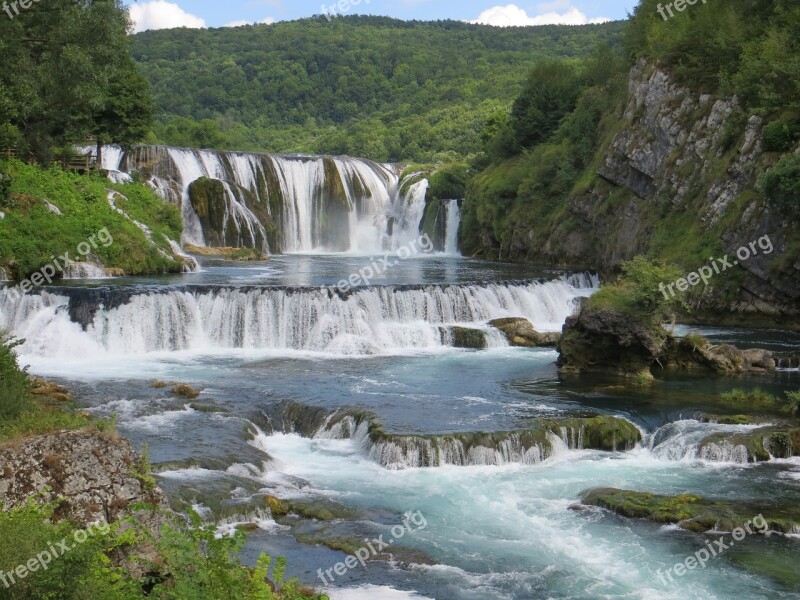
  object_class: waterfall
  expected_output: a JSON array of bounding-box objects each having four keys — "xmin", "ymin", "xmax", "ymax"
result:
[
  {"xmin": 0, "ymin": 277, "xmax": 593, "ymax": 359},
  {"xmin": 101, "ymin": 145, "xmax": 431, "ymax": 255},
  {"xmin": 444, "ymin": 200, "xmax": 461, "ymax": 255},
  {"xmin": 646, "ymin": 420, "xmax": 768, "ymax": 464}
]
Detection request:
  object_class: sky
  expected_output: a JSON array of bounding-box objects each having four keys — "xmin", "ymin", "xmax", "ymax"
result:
[{"xmin": 126, "ymin": 0, "xmax": 635, "ymax": 33}]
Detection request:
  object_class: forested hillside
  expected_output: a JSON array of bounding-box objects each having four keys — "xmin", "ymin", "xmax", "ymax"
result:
[
  {"xmin": 463, "ymin": 0, "xmax": 800, "ymax": 323},
  {"xmin": 131, "ymin": 16, "xmax": 623, "ymax": 161}
]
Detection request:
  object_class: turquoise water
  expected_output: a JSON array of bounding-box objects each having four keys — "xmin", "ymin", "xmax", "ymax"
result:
[{"xmin": 3, "ymin": 256, "xmax": 799, "ymax": 599}]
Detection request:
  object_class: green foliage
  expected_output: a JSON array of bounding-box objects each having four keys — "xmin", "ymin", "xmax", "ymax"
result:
[
  {"xmin": 0, "ymin": 160, "xmax": 183, "ymax": 279},
  {"xmin": 130, "ymin": 444, "xmax": 157, "ymax": 494},
  {"xmin": 132, "ymin": 17, "xmax": 623, "ymax": 161},
  {"xmin": 762, "ymin": 120, "xmax": 796, "ymax": 152},
  {"xmin": 721, "ymin": 388, "xmax": 778, "ymax": 404},
  {"xmin": 786, "ymin": 391, "xmax": 800, "ymax": 416},
  {"xmin": 509, "ymin": 61, "xmax": 582, "ymax": 151},
  {"xmin": 0, "ymin": 169, "xmax": 11, "ymax": 209},
  {"xmin": 426, "ymin": 164, "xmax": 469, "ymax": 201},
  {"xmin": 683, "ymin": 332, "xmax": 710, "ymax": 351},
  {"xmin": 759, "ymin": 153, "xmax": 800, "ymax": 213},
  {"xmin": 0, "ymin": 0, "xmax": 153, "ymax": 162},
  {"xmin": 627, "ymin": 0, "xmax": 800, "ymax": 114},
  {"xmin": 588, "ymin": 257, "xmax": 686, "ymax": 321},
  {"xmin": 462, "ymin": 47, "xmax": 628, "ymax": 258},
  {"xmin": 0, "ymin": 333, "xmax": 30, "ymax": 420},
  {"xmin": 0, "ymin": 501, "xmax": 326, "ymax": 600}
]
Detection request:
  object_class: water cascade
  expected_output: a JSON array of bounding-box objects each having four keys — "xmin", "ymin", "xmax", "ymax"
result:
[
  {"xmin": 98, "ymin": 146, "xmax": 449, "ymax": 255},
  {"xmin": 0, "ymin": 277, "xmax": 594, "ymax": 359}
]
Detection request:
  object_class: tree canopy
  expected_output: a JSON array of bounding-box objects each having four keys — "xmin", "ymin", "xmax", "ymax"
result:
[
  {"xmin": 131, "ymin": 16, "xmax": 623, "ymax": 162},
  {"xmin": 0, "ymin": 0, "xmax": 152, "ymax": 162}
]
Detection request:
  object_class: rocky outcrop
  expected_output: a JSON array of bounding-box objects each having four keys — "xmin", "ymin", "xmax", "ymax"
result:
[
  {"xmin": 446, "ymin": 326, "xmax": 488, "ymax": 349},
  {"xmin": 0, "ymin": 429, "xmax": 168, "ymax": 526},
  {"xmin": 489, "ymin": 317, "xmax": 560, "ymax": 347},
  {"xmin": 558, "ymin": 306, "xmax": 777, "ymax": 376},
  {"xmin": 663, "ymin": 338, "xmax": 777, "ymax": 374},
  {"xmin": 580, "ymin": 488, "xmax": 800, "ymax": 535},
  {"xmin": 557, "ymin": 307, "xmax": 667, "ymax": 376}
]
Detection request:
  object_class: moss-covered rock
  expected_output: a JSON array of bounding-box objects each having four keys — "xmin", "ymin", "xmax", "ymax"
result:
[
  {"xmin": 557, "ymin": 306, "xmax": 667, "ymax": 376},
  {"xmin": 449, "ymin": 326, "xmax": 488, "ymax": 349},
  {"xmin": 698, "ymin": 427, "xmax": 800, "ymax": 462},
  {"xmin": 187, "ymin": 177, "xmax": 274, "ymax": 251},
  {"xmin": 264, "ymin": 495, "xmax": 290, "ymax": 518},
  {"xmin": 580, "ymin": 488, "xmax": 800, "ymax": 534}
]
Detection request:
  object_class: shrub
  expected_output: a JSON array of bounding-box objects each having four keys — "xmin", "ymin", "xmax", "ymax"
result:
[
  {"xmin": 683, "ymin": 332, "xmax": 710, "ymax": 351},
  {"xmin": 426, "ymin": 164, "xmax": 469, "ymax": 201},
  {"xmin": 589, "ymin": 257, "xmax": 686, "ymax": 322},
  {"xmin": 0, "ymin": 169, "xmax": 12, "ymax": 209},
  {"xmin": 787, "ymin": 391, "xmax": 800, "ymax": 416},
  {"xmin": 0, "ymin": 501, "xmax": 328, "ymax": 600},
  {"xmin": 0, "ymin": 332, "xmax": 30, "ymax": 420},
  {"xmin": 759, "ymin": 153, "xmax": 800, "ymax": 212},
  {"xmin": 762, "ymin": 121, "xmax": 796, "ymax": 152}
]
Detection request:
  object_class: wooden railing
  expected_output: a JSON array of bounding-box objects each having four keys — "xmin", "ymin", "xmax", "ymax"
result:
[{"xmin": 3, "ymin": 148, "xmax": 96, "ymax": 172}]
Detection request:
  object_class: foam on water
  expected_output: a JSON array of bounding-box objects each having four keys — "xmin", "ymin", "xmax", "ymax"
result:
[{"xmin": 0, "ymin": 278, "xmax": 592, "ymax": 362}]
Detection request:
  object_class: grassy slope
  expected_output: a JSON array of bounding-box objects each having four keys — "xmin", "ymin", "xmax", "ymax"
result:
[{"xmin": 0, "ymin": 160, "xmax": 184, "ymax": 279}]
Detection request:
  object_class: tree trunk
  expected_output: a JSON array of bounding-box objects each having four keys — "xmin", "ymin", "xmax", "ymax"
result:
[{"xmin": 96, "ymin": 139, "xmax": 102, "ymax": 170}]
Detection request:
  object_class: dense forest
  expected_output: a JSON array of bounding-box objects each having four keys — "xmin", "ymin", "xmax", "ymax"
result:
[{"xmin": 131, "ymin": 16, "xmax": 623, "ymax": 162}]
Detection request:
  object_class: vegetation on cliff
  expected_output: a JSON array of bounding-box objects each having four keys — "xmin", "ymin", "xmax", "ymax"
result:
[
  {"xmin": 0, "ymin": 334, "xmax": 91, "ymax": 442},
  {"xmin": 462, "ymin": 0, "xmax": 800, "ymax": 319},
  {"xmin": 0, "ymin": 160, "xmax": 184, "ymax": 280}
]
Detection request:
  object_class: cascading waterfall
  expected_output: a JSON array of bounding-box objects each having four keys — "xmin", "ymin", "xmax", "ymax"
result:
[
  {"xmin": 443, "ymin": 200, "xmax": 461, "ymax": 255},
  {"xmin": 98, "ymin": 145, "xmax": 443, "ymax": 255},
  {"xmin": 646, "ymin": 420, "xmax": 767, "ymax": 463},
  {"xmin": 0, "ymin": 277, "xmax": 593, "ymax": 359}
]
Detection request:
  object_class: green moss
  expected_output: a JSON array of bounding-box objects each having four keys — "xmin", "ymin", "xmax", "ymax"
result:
[{"xmin": 581, "ymin": 488, "xmax": 800, "ymax": 534}]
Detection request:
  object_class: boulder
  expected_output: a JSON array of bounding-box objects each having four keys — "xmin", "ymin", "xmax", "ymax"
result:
[
  {"xmin": 664, "ymin": 337, "xmax": 776, "ymax": 374},
  {"xmin": 0, "ymin": 429, "xmax": 168, "ymax": 525},
  {"xmin": 448, "ymin": 326, "xmax": 487, "ymax": 349},
  {"xmin": 557, "ymin": 307, "xmax": 666, "ymax": 376},
  {"xmin": 489, "ymin": 317, "xmax": 560, "ymax": 347}
]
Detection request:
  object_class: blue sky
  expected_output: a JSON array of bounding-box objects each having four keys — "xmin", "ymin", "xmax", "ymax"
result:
[{"xmin": 127, "ymin": 1, "xmax": 635, "ymax": 33}]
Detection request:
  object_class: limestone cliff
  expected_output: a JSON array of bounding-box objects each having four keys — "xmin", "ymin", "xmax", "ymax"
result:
[{"xmin": 464, "ymin": 60, "xmax": 800, "ymax": 325}]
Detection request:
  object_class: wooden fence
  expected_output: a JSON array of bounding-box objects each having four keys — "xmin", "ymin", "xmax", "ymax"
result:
[{"xmin": 3, "ymin": 148, "xmax": 95, "ymax": 173}]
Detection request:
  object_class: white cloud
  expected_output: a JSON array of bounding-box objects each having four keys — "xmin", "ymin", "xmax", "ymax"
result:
[
  {"xmin": 129, "ymin": 1, "xmax": 206, "ymax": 33},
  {"xmin": 224, "ymin": 16, "xmax": 276, "ymax": 27},
  {"xmin": 472, "ymin": 3, "xmax": 610, "ymax": 27}
]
